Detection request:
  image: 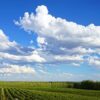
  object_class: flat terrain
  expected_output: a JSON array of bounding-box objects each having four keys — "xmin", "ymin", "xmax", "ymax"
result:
[{"xmin": 0, "ymin": 82, "xmax": 100, "ymax": 100}]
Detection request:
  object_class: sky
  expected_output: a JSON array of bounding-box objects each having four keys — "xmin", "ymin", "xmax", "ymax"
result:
[{"xmin": 0, "ymin": 0, "xmax": 100, "ymax": 81}]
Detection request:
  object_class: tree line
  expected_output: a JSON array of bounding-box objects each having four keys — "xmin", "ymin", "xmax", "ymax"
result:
[{"xmin": 73, "ymin": 80, "xmax": 100, "ymax": 90}]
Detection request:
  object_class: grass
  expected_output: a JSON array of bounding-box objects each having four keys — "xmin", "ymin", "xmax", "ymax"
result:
[{"xmin": 0, "ymin": 82, "xmax": 99, "ymax": 100}]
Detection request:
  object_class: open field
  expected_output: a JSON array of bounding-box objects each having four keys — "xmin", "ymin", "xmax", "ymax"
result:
[{"xmin": 0, "ymin": 82, "xmax": 100, "ymax": 100}]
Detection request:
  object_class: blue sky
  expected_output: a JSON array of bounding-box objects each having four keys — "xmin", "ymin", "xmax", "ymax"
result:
[
  {"xmin": 0, "ymin": 0, "xmax": 100, "ymax": 81},
  {"xmin": 1, "ymin": 0, "xmax": 100, "ymax": 45}
]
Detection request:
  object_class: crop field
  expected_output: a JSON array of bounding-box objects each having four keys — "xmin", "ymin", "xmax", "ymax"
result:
[{"xmin": 0, "ymin": 82, "xmax": 100, "ymax": 100}]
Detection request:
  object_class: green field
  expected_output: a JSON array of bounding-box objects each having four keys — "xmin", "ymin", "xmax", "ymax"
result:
[{"xmin": 0, "ymin": 82, "xmax": 100, "ymax": 100}]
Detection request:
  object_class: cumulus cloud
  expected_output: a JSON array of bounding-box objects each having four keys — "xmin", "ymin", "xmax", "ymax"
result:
[
  {"xmin": 16, "ymin": 5, "xmax": 100, "ymax": 48},
  {"xmin": 15, "ymin": 5, "xmax": 100, "ymax": 67},
  {"xmin": 1, "ymin": 5, "xmax": 100, "ymax": 81},
  {"xmin": 37, "ymin": 36, "xmax": 47, "ymax": 49}
]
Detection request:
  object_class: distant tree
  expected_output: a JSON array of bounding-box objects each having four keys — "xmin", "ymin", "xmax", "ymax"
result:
[
  {"xmin": 94, "ymin": 82, "xmax": 100, "ymax": 90},
  {"xmin": 73, "ymin": 80, "xmax": 100, "ymax": 90},
  {"xmin": 73, "ymin": 82, "xmax": 81, "ymax": 89},
  {"xmin": 80, "ymin": 80, "xmax": 94, "ymax": 90}
]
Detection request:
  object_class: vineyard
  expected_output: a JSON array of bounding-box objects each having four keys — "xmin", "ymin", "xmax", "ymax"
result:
[{"xmin": 0, "ymin": 82, "xmax": 100, "ymax": 100}]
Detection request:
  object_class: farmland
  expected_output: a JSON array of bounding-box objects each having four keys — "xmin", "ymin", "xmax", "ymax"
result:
[{"xmin": 0, "ymin": 82, "xmax": 100, "ymax": 100}]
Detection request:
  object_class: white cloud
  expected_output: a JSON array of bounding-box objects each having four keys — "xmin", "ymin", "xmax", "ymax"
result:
[
  {"xmin": 37, "ymin": 36, "xmax": 47, "ymax": 49},
  {"xmin": 72, "ymin": 63, "xmax": 80, "ymax": 67},
  {"xmin": 54, "ymin": 55, "xmax": 83, "ymax": 62},
  {"xmin": 0, "ymin": 63, "xmax": 35, "ymax": 74},
  {"xmin": 0, "ymin": 29, "xmax": 46, "ymax": 78},
  {"xmin": 61, "ymin": 47, "xmax": 94, "ymax": 55},
  {"xmin": 16, "ymin": 5, "xmax": 100, "ymax": 49},
  {"xmin": 88, "ymin": 57, "xmax": 100, "ymax": 68},
  {"xmin": 0, "ymin": 29, "xmax": 17, "ymax": 50},
  {"xmin": 0, "ymin": 50, "xmax": 46, "ymax": 63},
  {"xmin": 37, "ymin": 37, "xmax": 46, "ymax": 45},
  {"xmin": 14, "ymin": 5, "xmax": 100, "ymax": 67}
]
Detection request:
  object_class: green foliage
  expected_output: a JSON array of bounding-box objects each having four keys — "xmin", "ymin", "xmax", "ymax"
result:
[
  {"xmin": 0, "ymin": 81, "xmax": 72, "ymax": 88},
  {"xmin": 73, "ymin": 80, "xmax": 100, "ymax": 90},
  {"xmin": 0, "ymin": 81, "xmax": 100, "ymax": 100},
  {"xmin": 2, "ymin": 88, "xmax": 100, "ymax": 100},
  {"xmin": 81, "ymin": 80, "xmax": 95, "ymax": 89}
]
